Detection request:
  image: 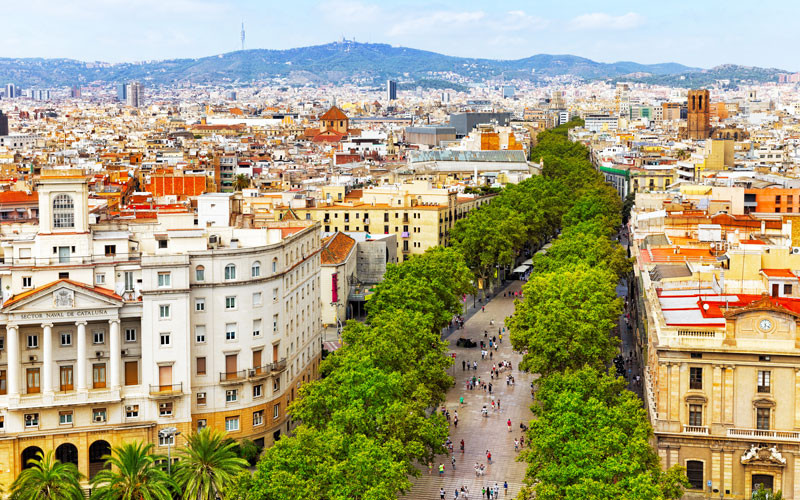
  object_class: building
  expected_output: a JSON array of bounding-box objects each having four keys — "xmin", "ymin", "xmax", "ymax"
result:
[
  {"xmin": 126, "ymin": 82, "xmax": 144, "ymax": 108},
  {"xmin": 71, "ymin": 86, "xmax": 82, "ymax": 99},
  {"xmin": 319, "ymin": 232, "xmax": 357, "ymax": 327},
  {"xmin": 449, "ymin": 112, "xmax": 511, "ymax": 138},
  {"xmin": 0, "ymin": 111, "xmax": 8, "ymax": 136},
  {"xmin": 687, "ymin": 89, "xmax": 711, "ymax": 140},
  {"xmin": 404, "ymin": 127, "xmax": 457, "ymax": 147},
  {"xmin": 0, "ymin": 170, "xmax": 322, "ymax": 488},
  {"xmin": 117, "ymin": 84, "xmax": 127, "ymax": 102},
  {"xmin": 502, "ymin": 86, "xmax": 515, "ymax": 99},
  {"xmin": 4, "ymin": 84, "xmax": 17, "ymax": 99},
  {"xmin": 585, "ymin": 114, "xmax": 619, "ymax": 133},
  {"xmin": 0, "ymin": 134, "xmax": 38, "ymax": 149},
  {"xmin": 386, "ymin": 80, "xmax": 397, "ymax": 102}
]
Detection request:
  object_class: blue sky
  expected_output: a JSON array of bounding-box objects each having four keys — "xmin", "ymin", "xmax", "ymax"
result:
[{"xmin": 2, "ymin": 0, "xmax": 797, "ymax": 70}]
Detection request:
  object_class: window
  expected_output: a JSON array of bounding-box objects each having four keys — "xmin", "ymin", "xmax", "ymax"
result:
[
  {"xmin": 689, "ymin": 405, "xmax": 703, "ymax": 426},
  {"xmin": 225, "ymin": 264, "xmax": 236, "ymax": 280},
  {"xmin": 197, "ymin": 419, "xmax": 207, "ymax": 430},
  {"xmin": 225, "ymin": 416, "xmax": 239, "ymax": 432},
  {"xmin": 92, "ymin": 364, "xmax": 106, "ymax": 389},
  {"xmin": 196, "ymin": 357, "xmax": 206, "ymax": 375},
  {"xmin": 124, "ymin": 361, "xmax": 138, "ymax": 386},
  {"xmin": 758, "ymin": 370, "xmax": 771, "ymax": 393},
  {"xmin": 126, "ymin": 404, "xmax": 139, "ymax": 418},
  {"xmin": 60, "ymin": 366, "xmax": 73, "ymax": 391},
  {"xmin": 253, "ymin": 410, "xmax": 264, "ymax": 426},
  {"xmin": 159, "ymin": 402, "xmax": 173, "ymax": 417},
  {"xmin": 93, "ymin": 330, "xmax": 105, "ymax": 344},
  {"xmin": 686, "ymin": 461, "xmax": 704, "ymax": 490},
  {"xmin": 273, "ymin": 287, "xmax": 279, "ymax": 302},
  {"xmin": 104, "ymin": 244, "xmax": 116, "ymax": 256},
  {"xmin": 252, "ymin": 261, "xmax": 261, "ymax": 277},
  {"xmin": 59, "ymin": 411, "xmax": 73, "ymax": 425},
  {"xmin": 689, "ymin": 367, "xmax": 702, "ymax": 390},
  {"xmin": 225, "ymin": 324, "xmax": 236, "ymax": 341},
  {"xmin": 92, "ymin": 408, "xmax": 107, "ymax": 423},
  {"xmin": 60, "ymin": 332, "xmax": 72, "ymax": 346},
  {"xmin": 157, "ymin": 272, "xmax": 171, "ymax": 287},
  {"xmin": 273, "ymin": 403, "xmax": 280, "ymax": 419},
  {"xmin": 253, "ymin": 292, "xmax": 262, "ymax": 306},
  {"xmin": 253, "ymin": 319, "xmax": 261, "ymax": 337},
  {"xmin": 776, "ymin": 195, "xmax": 781, "ymax": 203},
  {"xmin": 757, "ymin": 407, "xmax": 771, "ymax": 430},
  {"xmin": 53, "ymin": 194, "xmax": 75, "ymax": 229},
  {"xmin": 225, "ymin": 296, "xmax": 236, "ymax": 310},
  {"xmin": 195, "ymin": 298, "xmax": 205, "ymax": 312},
  {"xmin": 272, "ymin": 258, "xmax": 278, "ymax": 273},
  {"xmin": 159, "ymin": 304, "xmax": 170, "ymax": 319},
  {"xmin": 160, "ymin": 333, "xmax": 171, "ymax": 346},
  {"xmin": 158, "ymin": 240, "xmax": 168, "ymax": 249},
  {"xmin": 253, "ymin": 384, "xmax": 263, "ymax": 398},
  {"xmin": 195, "ymin": 265, "xmax": 205, "ymax": 281},
  {"xmin": 24, "ymin": 413, "xmax": 39, "ymax": 428},
  {"xmin": 197, "ymin": 392, "xmax": 207, "ymax": 406},
  {"xmin": 273, "ymin": 314, "xmax": 279, "ymax": 333},
  {"xmin": 27, "ymin": 334, "xmax": 38, "ymax": 349},
  {"xmin": 125, "ymin": 328, "xmax": 136, "ymax": 342},
  {"xmin": 195, "ymin": 325, "xmax": 206, "ymax": 343},
  {"xmin": 226, "ymin": 389, "xmax": 238, "ymax": 402},
  {"xmin": 785, "ymin": 284, "xmax": 793, "ymax": 295},
  {"xmin": 96, "ymin": 273, "xmax": 105, "ymax": 285},
  {"xmin": 124, "ymin": 271, "xmax": 134, "ymax": 292},
  {"xmin": 273, "ymin": 378, "xmax": 281, "ymax": 392},
  {"xmin": 159, "ymin": 433, "xmax": 175, "ymax": 446},
  {"xmin": 22, "ymin": 276, "xmax": 32, "ymax": 288}
]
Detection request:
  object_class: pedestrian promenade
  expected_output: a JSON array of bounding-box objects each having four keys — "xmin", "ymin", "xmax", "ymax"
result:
[{"xmin": 402, "ymin": 281, "xmax": 534, "ymax": 500}]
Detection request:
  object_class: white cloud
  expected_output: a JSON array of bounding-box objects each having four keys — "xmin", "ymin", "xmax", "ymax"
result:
[
  {"xmin": 388, "ymin": 10, "xmax": 486, "ymax": 37},
  {"xmin": 569, "ymin": 12, "xmax": 645, "ymax": 31},
  {"xmin": 319, "ymin": 0, "xmax": 382, "ymax": 25},
  {"xmin": 503, "ymin": 10, "xmax": 549, "ymax": 31}
]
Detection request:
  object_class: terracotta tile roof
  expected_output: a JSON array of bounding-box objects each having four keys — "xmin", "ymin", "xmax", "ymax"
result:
[
  {"xmin": 761, "ymin": 269, "xmax": 798, "ymax": 279},
  {"xmin": 3, "ymin": 279, "xmax": 123, "ymax": 308},
  {"xmin": 0, "ymin": 191, "xmax": 38, "ymax": 204},
  {"xmin": 320, "ymin": 232, "xmax": 356, "ymax": 265},
  {"xmin": 319, "ymin": 106, "xmax": 348, "ymax": 121}
]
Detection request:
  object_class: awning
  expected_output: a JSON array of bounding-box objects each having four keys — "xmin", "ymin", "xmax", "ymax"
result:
[
  {"xmin": 521, "ymin": 258, "xmax": 533, "ymax": 266},
  {"xmin": 512, "ymin": 265, "xmax": 531, "ymax": 274}
]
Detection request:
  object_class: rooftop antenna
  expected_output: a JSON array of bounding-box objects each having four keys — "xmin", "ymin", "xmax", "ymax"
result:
[{"xmin": 240, "ymin": 22, "xmax": 245, "ymax": 51}]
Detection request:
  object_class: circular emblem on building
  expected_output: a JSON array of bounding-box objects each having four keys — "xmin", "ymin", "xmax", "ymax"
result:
[{"xmin": 759, "ymin": 318, "xmax": 773, "ymax": 332}]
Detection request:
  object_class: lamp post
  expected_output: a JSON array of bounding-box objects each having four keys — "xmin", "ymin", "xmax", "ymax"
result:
[{"xmin": 158, "ymin": 427, "xmax": 180, "ymax": 475}]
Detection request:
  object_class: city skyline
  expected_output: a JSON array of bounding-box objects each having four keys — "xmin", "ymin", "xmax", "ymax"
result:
[{"xmin": 2, "ymin": 0, "xmax": 799, "ymax": 71}]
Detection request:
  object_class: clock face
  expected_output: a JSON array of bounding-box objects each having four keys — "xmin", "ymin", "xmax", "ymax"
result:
[{"xmin": 759, "ymin": 319, "xmax": 773, "ymax": 331}]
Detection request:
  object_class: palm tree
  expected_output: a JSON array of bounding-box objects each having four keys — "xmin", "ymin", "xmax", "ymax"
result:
[
  {"xmin": 90, "ymin": 441, "xmax": 174, "ymax": 500},
  {"xmin": 10, "ymin": 450, "xmax": 84, "ymax": 500},
  {"xmin": 232, "ymin": 174, "xmax": 250, "ymax": 191},
  {"xmin": 174, "ymin": 428, "xmax": 248, "ymax": 500}
]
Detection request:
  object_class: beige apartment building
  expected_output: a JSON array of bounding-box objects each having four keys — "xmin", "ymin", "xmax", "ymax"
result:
[
  {"xmin": 0, "ymin": 171, "xmax": 322, "ymax": 489},
  {"xmin": 274, "ymin": 180, "xmax": 495, "ymax": 260}
]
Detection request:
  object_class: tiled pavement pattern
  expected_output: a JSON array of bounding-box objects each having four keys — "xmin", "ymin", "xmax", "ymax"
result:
[{"xmin": 402, "ymin": 280, "xmax": 535, "ymax": 500}]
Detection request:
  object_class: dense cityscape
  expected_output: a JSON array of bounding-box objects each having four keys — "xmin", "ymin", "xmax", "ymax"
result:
[{"xmin": 3, "ymin": 2, "xmax": 800, "ymax": 499}]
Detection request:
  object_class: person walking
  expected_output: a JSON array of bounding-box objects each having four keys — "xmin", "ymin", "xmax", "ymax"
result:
[
  {"xmin": 439, "ymin": 463, "xmax": 445, "ymax": 476},
  {"xmin": 507, "ymin": 418, "xmax": 512, "ymax": 432},
  {"xmin": 486, "ymin": 450, "xmax": 492, "ymax": 463},
  {"xmin": 440, "ymin": 488, "xmax": 445, "ymax": 500},
  {"xmin": 497, "ymin": 398, "xmax": 500, "ymax": 410},
  {"xmin": 504, "ymin": 481, "xmax": 508, "ymax": 496},
  {"xmin": 462, "ymin": 360, "xmax": 466, "ymax": 371},
  {"xmin": 460, "ymin": 439, "xmax": 465, "ymax": 453},
  {"xmin": 452, "ymin": 455, "xmax": 456, "ymax": 470}
]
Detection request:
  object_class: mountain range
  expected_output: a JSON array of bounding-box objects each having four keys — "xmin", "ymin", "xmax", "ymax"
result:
[{"xmin": 0, "ymin": 41, "xmax": 787, "ymax": 89}]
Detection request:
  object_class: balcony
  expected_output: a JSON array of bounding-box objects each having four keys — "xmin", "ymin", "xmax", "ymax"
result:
[
  {"xmin": 219, "ymin": 370, "xmax": 247, "ymax": 384},
  {"xmin": 683, "ymin": 425, "xmax": 709, "ymax": 435},
  {"xmin": 271, "ymin": 359, "xmax": 287, "ymax": 374},
  {"xmin": 248, "ymin": 365, "xmax": 272, "ymax": 381},
  {"xmin": 149, "ymin": 383, "xmax": 182, "ymax": 398},
  {"xmin": 727, "ymin": 428, "xmax": 800, "ymax": 442}
]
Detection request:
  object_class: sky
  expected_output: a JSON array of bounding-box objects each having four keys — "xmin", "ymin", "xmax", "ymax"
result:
[{"xmin": 1, "ymin": 0, "xmax": 798, "ymax": 70}]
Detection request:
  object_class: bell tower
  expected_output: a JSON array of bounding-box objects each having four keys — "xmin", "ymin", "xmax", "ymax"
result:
[{"xmin": 687, "ymin": 89, "xmax": 710, "ymax": 140}]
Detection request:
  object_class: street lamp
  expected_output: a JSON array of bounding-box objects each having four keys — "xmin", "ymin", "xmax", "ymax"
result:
[{"xmin": 158, "ymin": 427, "xmax": 181, "ymax": 475}]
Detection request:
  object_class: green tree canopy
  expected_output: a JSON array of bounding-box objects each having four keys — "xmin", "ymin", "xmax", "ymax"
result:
[
  {"xmin": 174, "ymin": 427, "xmax": 249, "ymax": 500},
  {"xmin": 10, "ymin": 450, "xmax": 84, "ymax": 500}
]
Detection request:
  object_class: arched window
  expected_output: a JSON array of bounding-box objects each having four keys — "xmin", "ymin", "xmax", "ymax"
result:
[
  {"xmin": 272, "ymin": 258, "xmax": 278, "ymax": 273},
  {"xmin": 53, "ymin": 194, "xmax": 75, "ymax": 229},
  {"xmin": 195, "ymin": 265, "xmax": 205, "ymax": 282},
  {"xmin": 224, "ymin": 264, "xmax": 236, "ymax": 280},
  {"xmin": 251, "ymin": 261, "xmax": 261, "ymax": 278},
  {"xmin": 686, "ymin": 460, "xmax": 703, "ymax": 490}
]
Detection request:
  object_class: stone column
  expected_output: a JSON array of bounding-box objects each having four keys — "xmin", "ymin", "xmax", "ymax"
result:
[
  {"xmin": 6, "ymin": 324, "xmax": 19, "ymax": 397},
  {"xmin": 711, "ymin": 449, "xmax": 722, "ymax": 494},
  {"xmin": 669, "ymin": 363, "xmax": 681, "ymax": 421},
  {"xmin": 713, "ymin": 365, "xmax": 723, "ymax": 423},
  {"xmin": 109, "ymin": 319, "xmax": 120, "ymax": 390},
  {"xmin": 723, "ymin": 365, "xmax": 735, "ymax": 423},
  {"xmin": 657, "ymin": 362, "xmax": 669, "ymax": 418},
  {"xmin": 793, "ymin": 454, "xmax": 800, "ymax": 500},
  {"xmin": 723, "ymin": 451, "xmax": 733, "ymax": 495},
  {"xmin": 76, "ymin": 321, "xmax": 87, "ymax": 391},
  {"xmin": 42, "ymin": 323, "xmax": 53, "ymax": 394},
  {"xmin": 795, "ymin": 369, "xmax": 800, "ymax": 429}
]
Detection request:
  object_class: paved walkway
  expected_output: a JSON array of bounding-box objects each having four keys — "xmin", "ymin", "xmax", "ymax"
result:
[{"xmin": 402, "ymin": 280, "xmax": 534, "ymax": 500}]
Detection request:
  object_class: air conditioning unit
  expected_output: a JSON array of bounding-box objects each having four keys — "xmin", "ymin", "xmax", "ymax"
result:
[
  {"xmin": 197, "ymin": 392, "xmax": 206, "ymax": 399},
  {"xmin": 248, "ymin": 369, "xmax": 256, "ymax": 377},
  {"xmin": 208, "ymin": 234, "xmax": 219, "ymax": 249},
  {"xmin": 792, "ymin": 247, "xmax": 800, "ymax": 255},
  {"xmin": 121, "ymin": 349, "xmax": 127, "ymax": 357},
  {"xmin": 125, "ymin": 405, "xmax": 135, "ymax": 412},
  {"xmin": 95, "ymin": 351, "xmax": 103, "ymax": 358},
  {"xmin": 28, "ymin": 355, "xmax": 37, "ymax": 362},
  {"xmin": 94, "ymin": 415, "xmax": 105, "ymax": 423},
  {"xmin": 159, "ymin": 403, "xmax": 169, "ymax": 410},
  {"xmin": 24, "ymin": 414, "xmax": 33, "ymax": 422}
]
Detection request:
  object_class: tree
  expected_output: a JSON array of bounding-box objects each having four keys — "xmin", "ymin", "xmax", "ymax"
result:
[
  {"xmin": 237, "ymin": 439, "xmax": 262, "ymax": 467},
  {"xmin": 533, "ymin": 230, "xmax": 631, "ymax": 277},
  {"xmin": 90, "ymin": 441, "xmax": 175, "ymax": 500},
  {"xmin": 9, "ymin": 450, "xmax": 84, "ymax": 500},
  {"xmin": 522, "ymin": 367, "xmax": 688, "ymax": 500},
  {"xmin": 174, "ymin": 427, "xmax": 249, "ymax": 500},
  {"xmin": 232, "ymin": 174, "xmax": 250, "ymax": 191},
  {"xmin": 508, "ymin": 265, "xmax": 621, "ymax": 377},
  {"xmin": 752, "ymin": 485, "xmax": 783, "ymax": 500},
  {"xmin": 622, "ymin": 192, "xmax": 636, "ymax": 224}
]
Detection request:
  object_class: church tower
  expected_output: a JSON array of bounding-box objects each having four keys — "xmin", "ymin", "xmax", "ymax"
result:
[{"xmin": 687, "ymin": 89, "xmax": 710, "ymax": 140}]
